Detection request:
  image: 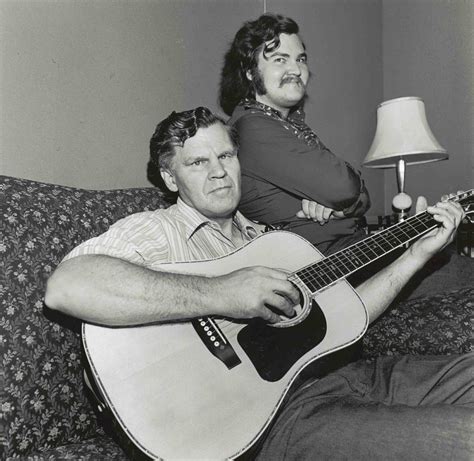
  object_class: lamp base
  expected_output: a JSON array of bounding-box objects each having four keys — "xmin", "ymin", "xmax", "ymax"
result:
[{"xmin": 392, "ymin": 192, "xmax": 413, "ymax": 221}]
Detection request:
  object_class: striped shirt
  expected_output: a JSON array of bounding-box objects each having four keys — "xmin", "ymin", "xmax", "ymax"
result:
[{"xmin": 63, "ymin": 198, "xmax": 262, "ymax": 268}]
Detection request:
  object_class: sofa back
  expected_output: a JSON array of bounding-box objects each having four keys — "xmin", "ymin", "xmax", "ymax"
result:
[{"xmin": 1, "ymin": 175, "xmax": 170, "ymax": 458}]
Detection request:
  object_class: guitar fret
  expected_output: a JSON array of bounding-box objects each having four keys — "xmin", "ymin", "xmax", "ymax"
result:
[
  {"xmin": 349, "ymin": 246, "xmax": 371, "ymax": 262},
  {"xmin": 295, "ymin": 217, "xmax": 420, "ymax": 295},
  {"xmin": 394, "ymin": 225, "xmax": 413, "ymax": 240},
  {"xmin": 319, "ymin": 261, "xmax": 339, "ymax": 281},
  {"xmin": 401, "ymin": 220, "xmax": 420, "ymax": 237},
  {"xmin": 304, "ymin": 276, "xmax": 325, "ymax": 292},
  {"xmin": 314, "ymin": 267, "xmax": 332, "ymax": 285},
  {"xmin": 358, "ymin": 241, "xmax": 379, "ymax": 259},
  {"xmin": 409, "ymin": 223, "xmax": 427, "ymax": 234},
  {"xmin": 298, "ymin": 268, "xmax": 325, "ymax": 292},
  {"xmin": 336, "ymin": 253, "xmax": 350, "ymax": 268},
  {"xmin": 337, "ymin": 258, "xmax": 357, "ymax": 273},
  {"xmin": 299, "ymin": 258, "xmax": 342, "ymax": 290},
  {"xmin": 292, "ymin": 190, "xmax": 473, "ymax": 296},
  {"xmin": 324, "ymin": 259, "xmax": 346, "ymax": 278},
  {"xmin": 379, "ymin": 230, "xmax": 403, "ymax": 247},
  {"xmin": 413, "ymin": 216, "xmax": 433, "ymax": 230},
  {"xmin": 373, "ymin": 233, "xmax": 393, "ymax": 251},
  {"xmin": 367, "ymin": 237, "xmax": 386, "ymax": 254},
  {"xmin": 344, "ymin": 249, "xmax": 365, "ymax": 268}
]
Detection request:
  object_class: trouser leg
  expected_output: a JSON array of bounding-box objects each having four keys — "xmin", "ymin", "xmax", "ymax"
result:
[{"xmin": 256, "ymin": 353, "xmax": 474, "ymax": 460}]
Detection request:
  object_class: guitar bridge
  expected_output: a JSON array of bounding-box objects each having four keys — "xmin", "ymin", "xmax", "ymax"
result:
[{"xmin": 192, "ymin": 318, "xmax": 241, "ymax": 370}]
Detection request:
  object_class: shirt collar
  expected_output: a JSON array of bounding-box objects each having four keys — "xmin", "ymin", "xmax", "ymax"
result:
[
  {"xmin": 175, "ymin": 197, "xmax": 260, "ymax": 241},
  {"xmin": 241, "ymin": 98, "xmax": 306, "ymax": 123}
]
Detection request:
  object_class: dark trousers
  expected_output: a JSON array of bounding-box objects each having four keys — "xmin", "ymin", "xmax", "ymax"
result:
[{"xmin": 257, "ymin": 353, "xmax": 474, "ymax": 460}]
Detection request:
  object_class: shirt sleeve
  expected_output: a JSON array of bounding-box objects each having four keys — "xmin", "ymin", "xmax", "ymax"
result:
[
  {"xmin": 62, "ymin": 212, "xmax": 170, "ymax": 267},
  {"xmin": 235, "ymin": 112, "xmax": 370, "ymax": 214}
]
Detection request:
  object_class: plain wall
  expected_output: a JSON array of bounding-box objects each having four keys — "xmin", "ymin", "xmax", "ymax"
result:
[
  {"xmin": 382, "ymin": 0, "xmax": 473, "ymax": 211},
  {"xmin": 0, "ymin": 0, "xmax": 263, "ymax": 189}
]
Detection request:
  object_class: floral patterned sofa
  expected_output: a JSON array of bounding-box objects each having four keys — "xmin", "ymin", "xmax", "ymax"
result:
[{"xmin": 1, "ymin": 175, "xmax": 472, "ymax": 460}]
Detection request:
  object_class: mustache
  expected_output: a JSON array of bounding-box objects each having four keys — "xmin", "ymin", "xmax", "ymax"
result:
[{"xmin": 280, "ymin": 76, "xmax": 304, "ymax": 87}]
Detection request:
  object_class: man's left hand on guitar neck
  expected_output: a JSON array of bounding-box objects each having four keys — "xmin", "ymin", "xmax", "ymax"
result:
[
  {"xmin": 409, "ymin": 193, "xmax": 465, "ymax": 263},
  {"xmin": 355, "ymin": 193, "xmax": 465, "ymax": 325}
]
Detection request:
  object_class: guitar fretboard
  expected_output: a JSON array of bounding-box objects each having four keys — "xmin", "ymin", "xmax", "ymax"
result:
[{"xmin": 295, "ymin": 211, "xmax": 437, "ymax": 294}]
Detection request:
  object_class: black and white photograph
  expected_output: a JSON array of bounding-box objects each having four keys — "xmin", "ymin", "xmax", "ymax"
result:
[{"xmin": 1, "ymin": 0, "xmax": 473, "ymax": 459}]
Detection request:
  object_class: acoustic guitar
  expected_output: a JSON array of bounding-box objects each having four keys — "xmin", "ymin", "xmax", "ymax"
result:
[{"xmin": 83, "ymin": 190, "xmax": 472, "ymax": 460}]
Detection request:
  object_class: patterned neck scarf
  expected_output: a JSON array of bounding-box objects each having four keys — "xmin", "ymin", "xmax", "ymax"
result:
[{"xmin": 240, "ymin": 98, "xmax": 326, "ymax": 150}]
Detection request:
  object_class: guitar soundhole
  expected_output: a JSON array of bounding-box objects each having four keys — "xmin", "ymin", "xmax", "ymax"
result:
[
  {"xmin": 271, "ymin": 296, "xmax": 309, "ymax": 328},
  {"xmin": 237, "ymin": 296, "xmax": 327, "ymax": 382}
]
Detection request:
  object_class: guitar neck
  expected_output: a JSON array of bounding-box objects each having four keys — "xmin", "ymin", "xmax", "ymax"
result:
[{"xmin": 295, "ymin": 210, "xmax": 439, "ymax": 294}]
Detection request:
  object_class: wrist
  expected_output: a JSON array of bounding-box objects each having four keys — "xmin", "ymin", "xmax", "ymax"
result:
[
  {"xmin": 407, "ymin": 242, "xmax": 433, "ymax": 268},
  {"xmin": 207, "ymin": 275, "xmax": 233, "ymax": 317}
]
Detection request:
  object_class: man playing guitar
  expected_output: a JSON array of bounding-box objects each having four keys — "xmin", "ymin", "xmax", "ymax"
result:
[{"xmin": 45, "ymin": 107, "xmax": 472, "ymax": 460}]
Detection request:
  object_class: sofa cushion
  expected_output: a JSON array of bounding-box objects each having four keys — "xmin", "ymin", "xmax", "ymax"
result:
[
  {"xmin": 1, "ymin": 175, "xmax": 170, "ymax": 458},
  {"xmin": 363, "ymin": 287, "xmax": 474, "ymax": 359},
  {"xmin": 7, "ymin": 435, "xmax": 129, "ymax": 460}
]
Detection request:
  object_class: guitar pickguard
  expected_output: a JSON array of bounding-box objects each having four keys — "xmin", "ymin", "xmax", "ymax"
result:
[{"xmin": 238, "ymin": 298, "xmax": 327, "ymax": 382}]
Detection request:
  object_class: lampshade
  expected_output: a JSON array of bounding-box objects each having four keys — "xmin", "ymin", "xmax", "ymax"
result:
[{"xmin": 363, "ymin": 96, "xmax": 448, "ymax": 168}]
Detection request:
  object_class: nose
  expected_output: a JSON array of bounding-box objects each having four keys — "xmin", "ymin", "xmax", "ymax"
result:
[
  {"xmin": 287, "ymin": 59, "xmax": 301, "ymax": 76},
  {"xmin": 209, "ymin": 157, "xmax": 227, "ymax": 179}
]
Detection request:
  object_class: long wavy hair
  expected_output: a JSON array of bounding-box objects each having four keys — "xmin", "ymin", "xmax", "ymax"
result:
[
  {"xmin": 219, "ymin": 13, "xmax": 300, "ymax": 116},
  {"xmin": 147, "ymin": 107, "xmax": 238, "ymax": 196}
]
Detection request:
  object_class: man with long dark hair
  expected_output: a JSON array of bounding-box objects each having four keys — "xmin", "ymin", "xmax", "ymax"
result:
[{"xmin": 220, "ymin": 13, "xmax": 370, "ymax": 254}]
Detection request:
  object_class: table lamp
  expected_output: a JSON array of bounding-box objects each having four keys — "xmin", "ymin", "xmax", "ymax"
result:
[{"xmin": 363, "ymin": 96, "xmax": 448, "ymax": 220}]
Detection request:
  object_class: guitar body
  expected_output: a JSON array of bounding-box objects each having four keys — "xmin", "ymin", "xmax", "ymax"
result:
[{"xmin": 83, "ymin": 231, "xmax": 369, "ymax": 460}]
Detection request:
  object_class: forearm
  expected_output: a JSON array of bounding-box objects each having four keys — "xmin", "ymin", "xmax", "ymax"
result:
[
  {"xmin": 45, "ymin": 255, "xmax": 219, "ymax": 326},
  {"xmin": 356, "ymin": 248, "xmax": 428, "ymax": 324},
  {"xmin": 358, "ymin": 197, "xmax": 466, "ymax": 323}
]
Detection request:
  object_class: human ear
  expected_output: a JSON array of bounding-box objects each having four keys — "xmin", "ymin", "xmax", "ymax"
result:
[{"xmin": 160, "ymin": 169, "xmax": 178, "ymax": 192}]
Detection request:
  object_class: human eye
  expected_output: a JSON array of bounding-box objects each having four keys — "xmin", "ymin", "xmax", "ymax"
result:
[
  {"xmin": 189, "ymin": 158, "xmax": 207, "ymax": 167},
  {"xmin": 297, "ymin": 55, "xmax": 308, "ymax": 64},
  {"xmin": 219, "ymin": 152, "xmax": 235, "ymax": 161},
  {"xmin": 273, "ymin": 56, "xmax": 286, "ymax": 64}
]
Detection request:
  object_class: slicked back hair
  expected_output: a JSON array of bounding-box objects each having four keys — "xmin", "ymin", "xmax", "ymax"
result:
[
  {"xmin": 147, "ymin": 107, "xmax": 238, "ymax": 195},
  {"xmin": 219, "ymin": 13, "xmax": 300, "ymax": 116}
]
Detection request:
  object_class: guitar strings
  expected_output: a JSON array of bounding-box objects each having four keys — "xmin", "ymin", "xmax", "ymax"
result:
[
  {"xmin": 296, "ymin": 190, "xmax": 473, "ymax": 292},
  {"xmin": 213, "ymin": 192, "xmax": 473, "ymax": 336},
  {"xmin": 296, "ymin": 190, "xmax": 472, "ymax": 292}
]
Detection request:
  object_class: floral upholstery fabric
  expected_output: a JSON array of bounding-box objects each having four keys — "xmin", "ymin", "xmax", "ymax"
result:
[
  {"xmin": 363, "ymin": 287, "xmax": 473, "ymax": 359},
  {"xmin": 1, "ymin": 174, "xmax": 472, "ymax": 459},
  {"xmin": 6, "ymin": 436, "xmax": 129, "ymax": 461},
  {"xmin": 1, "ymin": 176, "xmax": 169, "ymax": 459}
]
